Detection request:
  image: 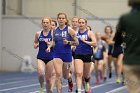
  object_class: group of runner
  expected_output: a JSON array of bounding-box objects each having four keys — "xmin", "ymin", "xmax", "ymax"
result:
[{"xmin": 33, "ymin": 13, "xmax": 124, "ymax": 93}]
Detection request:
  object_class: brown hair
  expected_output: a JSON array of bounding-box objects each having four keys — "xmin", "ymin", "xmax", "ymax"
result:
[
  {"xmin": 52, "ymin": 20, "xmax": 57, "ymax": 27},
  {"xmin": 104, "ymin": 25, "xmax": 113, "ymax": 34},
  {"xmin": 57, "ymin": 13, "xmax": 69, "ymax": 25}
]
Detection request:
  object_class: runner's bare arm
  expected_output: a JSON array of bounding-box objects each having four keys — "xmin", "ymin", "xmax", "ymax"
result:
[
  {"xmin": 34, "ymin": 32, "xmax": 40, "ymax": 49},
  {"xmin": 68, "ymin": 27, "xmax": 79, "ymax": 46},
  {"xmin": 47, "ymin": 30, "xmax": 55, "ymax": 48},
  {"xmin": 81, "ymin": 31, "xmax": 97, "ymax": 46}
]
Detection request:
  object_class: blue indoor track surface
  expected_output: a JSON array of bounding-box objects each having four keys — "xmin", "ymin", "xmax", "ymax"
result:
[{"xmin": 0, "ymin": 71, "xmax": 128, "ymax": 93}]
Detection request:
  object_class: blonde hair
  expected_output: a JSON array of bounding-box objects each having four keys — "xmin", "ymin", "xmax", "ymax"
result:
[
  {"xmin": 66, "ymin": 19, "xmax": 70, "ymax": 26},
  {"xmin": 87, "ymin": 25, "xmax": 92, "ymax": 31},
  {"xmin": 78, "ymin": 18, "xmax": 87, "ymax": 24},
  {"xmin": 41, "ymin": 17, "xmax": 52, "ymax": 23},
  {"xmin": 72, "ymin": 16, "xmax": 79, "ymax": 20}
]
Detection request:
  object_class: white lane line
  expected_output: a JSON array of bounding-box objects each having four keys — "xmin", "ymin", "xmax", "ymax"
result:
[
  {"xmin": 1, "ymin": 77, "xmax": 36, "ymax": 82},
  {"xmin": 30, "ymin": 81, "xmax": 115, "ymax": 93},
  {"xmin": 0, "ymin": 83, "xmax": 39, "ymax": 92},
  {"xmin": 81, "ymin": 81, "xmax": 115, "ymax": 92},
  {"xmin": 105, "ymin": 86, "xmax": 127, "ymax": 93},
  {"xmin": 0, "ymin": 79, "xmax": 37, "ymax": 86},
  {"xmin": 29, "ymin": 83, "xmax": 76, "ymax": 93}
]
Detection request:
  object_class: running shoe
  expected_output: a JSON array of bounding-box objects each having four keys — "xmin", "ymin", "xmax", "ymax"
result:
[
  {"xmin": 85, "ymin": 82, "xmax": 91, "ymax": 93},
  {"xmin": 96, "ymin": 79, "xmax": 100, "ymax": 85},
  {"xmin": 103, "ymin": 77, "xmax": 107, "ymax": 82},
  {"xmin": 122, "ymin": 81, "xmax": 125, "ymax": 85},
  {"xmin": 116, "ymin": 79, "xmax": 121, "ymax": 84},
  {"xmin": 109, "ymin": 72, "xmax": 112, "ymax": 78},
  {"xmin": 75, "ymin": 89, "xmax": 81, "ymax": 93},
  {"xmin": 100, "ymin": 71, "xmax": 103, "ymax": 80},
  {"xmin": 39, "ymin": 87, "xmax": 44, "ymax": 93},
  {"xmin": 122, "ymin": 80, "xmax": 127, "ymax": 85},
  {"xmin": 68, "ymin": 80, "xmax": 74, "ymax": 92}
]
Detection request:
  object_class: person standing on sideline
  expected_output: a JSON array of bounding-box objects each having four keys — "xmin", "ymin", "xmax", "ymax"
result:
[
  {"xmin": 34, "ymin": 17, "xmax": 55, "ymax": 93},
  {"xmin": 74, "ymin": 18, "xmax": 96, "ymax": 93},
  {"xmin": 114, "ymin": 0, "xmax": 140, "ymax": 92},
  {"xmin": 48, "ymin": 13, "xmax": 79, "ymax": 93}
]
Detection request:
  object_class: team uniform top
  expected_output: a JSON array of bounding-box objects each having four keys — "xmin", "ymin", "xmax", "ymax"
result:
[
  {"xmin": 37, "ymin": 30, "xmax": 53, "ymax": 60},
  {"xmin": 94, "ymin": 40, "xmax": 104, "ymax": 60},
  {"xmin": 53, "ymin": 25, "xmax": 72, "ymax": 53},
  {"xmin": 75, "ymin": 30, "xmax": 93, "ymax": 55}
]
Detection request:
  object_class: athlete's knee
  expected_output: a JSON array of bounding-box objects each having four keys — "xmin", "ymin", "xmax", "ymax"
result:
[
  {"xmin": 96, "ymin": 64, "xmax": 101, "ymax": 70},
  {"xmin": 83, "ymin": 73, "xmax": 90, "ymax": 79},
  {"xmin": 116, "ymin": 62, "xmax": 122, "ymax": 68},
  {"xmin": 103, "ymin": 63, "xmax": 106, "ymax": 67},
  {"xmin": 56, "ymin": 72, "xmax": 61, "ymax": 78},
  {"xmin": 51, "ymin": 72, "xmax": 56, "ymax": 77},
  {"xmin": 75, "ymin": 72, "xmax": 83, "ymax": 78},
  {"xmin": 63, "ymin": 73, "xmax": 70, "ymax": 79},
  {"xmin": 38, "ymin": 70, "xmax": 45, "ymax": 79},
  {"xmin": 38, "ymin": 75, "xmax": 44, "ymax": 80},
  {"xmin": 97, "ymin": 67, "xmax": 102, "ymax": 71},
  {"xmin": 46, "ymin": 78, "xmax": 50, "ymax": 84},
  {"xmin": 56, "ymin": 77, "xmax": 62, "ymax": 86},
  {"xmin": 63, "ymin": 75, "xmax": 67, "ymax": 79}
]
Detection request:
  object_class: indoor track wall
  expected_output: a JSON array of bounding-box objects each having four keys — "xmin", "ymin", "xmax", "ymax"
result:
[
  {"xmin": 1, "ymin": 0, "xmax": 130, "ymax": 71},
  {"xmin": 1, "ymin": 17, "xmax": 117, "ymax": 71},
  {"xmin": 0, "ymin": 0, "xmax": 2, "ymax": 71}
]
